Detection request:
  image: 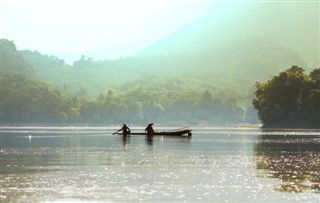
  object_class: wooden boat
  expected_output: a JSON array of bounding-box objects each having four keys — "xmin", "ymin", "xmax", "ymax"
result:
[{"xmin": 115, "ymin": 128, "xmax": 192, "ymax": 137}]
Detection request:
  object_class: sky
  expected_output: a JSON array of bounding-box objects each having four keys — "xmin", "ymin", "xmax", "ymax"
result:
[{"xmin": 1, "ymin": 0, "xmax": 214, "ymax": 61}]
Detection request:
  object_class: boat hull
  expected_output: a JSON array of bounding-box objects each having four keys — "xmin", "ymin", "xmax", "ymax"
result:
[{"xmin": 115, "ymin": 129, "xmax": 192, "ymax": 137}]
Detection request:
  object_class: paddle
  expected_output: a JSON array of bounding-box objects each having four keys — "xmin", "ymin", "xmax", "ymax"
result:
[{"xmin": 112, "ymin": 130, "xmax": 120, "ymax": 135}]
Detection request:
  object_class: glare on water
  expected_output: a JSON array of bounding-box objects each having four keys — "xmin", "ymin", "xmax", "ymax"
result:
[{"xmin": 0, "ymin": 127, "xmax": 319, "ymax": 202}]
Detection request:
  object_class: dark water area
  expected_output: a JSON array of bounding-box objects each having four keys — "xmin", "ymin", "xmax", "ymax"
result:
[{"xmin": 0, "ymin": 127, "xmax": 319, "ymax": 202}]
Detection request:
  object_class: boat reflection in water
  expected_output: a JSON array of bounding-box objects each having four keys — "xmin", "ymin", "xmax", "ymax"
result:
[{"xmin": 255, "ymin": 132, "xmax": 320, "ymax": 193}]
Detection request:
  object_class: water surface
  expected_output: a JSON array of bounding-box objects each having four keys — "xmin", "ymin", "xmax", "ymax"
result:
[{"xmin": 1, "ymin": 127, "xmax": 319, "ymax": 202}]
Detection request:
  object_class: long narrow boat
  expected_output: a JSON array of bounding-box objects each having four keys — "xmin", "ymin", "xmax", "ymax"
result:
[{"xmin": 115, "ymin": 128, "xmax": 192, "ymax": 137}]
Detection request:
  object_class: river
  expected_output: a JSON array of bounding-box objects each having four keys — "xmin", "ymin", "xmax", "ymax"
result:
[{"xmin": 0, "ymin": 127, "xmax": 319, "ymax": 202}]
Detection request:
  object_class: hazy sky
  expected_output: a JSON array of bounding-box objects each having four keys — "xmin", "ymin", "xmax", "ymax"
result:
[{"xmin": 1, "ymin": 0, "xmax": 213, "ymax": 58}]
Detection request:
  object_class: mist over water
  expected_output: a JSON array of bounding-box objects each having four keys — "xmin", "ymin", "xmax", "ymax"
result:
[{"xmin": 1, "ymin": 127, "xmax": 319, "ymax": 202}]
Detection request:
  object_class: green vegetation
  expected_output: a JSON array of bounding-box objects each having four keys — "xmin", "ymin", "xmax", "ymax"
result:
[
  {"xmin": 20, "ymin": 51, "xmax": 143, "ymax": 98},
  {"xmin": 1, "ymin": 37, "xmax": 316, "ymax": 127},
  {"xmin": 19, "ymin": 36, "xmax": 308, "ymax": 99},
  {"xmin": 253, "ymin": 66, "xmax": 320, "ymax": 128},
  {"xmin": 0, "ymin": 73, "xmax": 73, "ymax": 124},
  {"xmin": 1, "ymin": 2, "xmax": 318, "ymax": 127},
  {"xmin": 0, "ymin": 72, "xmax": 249, "ymax": 126},
  {"xmin": 1, "ymin": 39, "xmax": 256, "ymax": 126},
  {"xmin": 0, "ymin": 39, "xmax": 34, "ymax": 76}
]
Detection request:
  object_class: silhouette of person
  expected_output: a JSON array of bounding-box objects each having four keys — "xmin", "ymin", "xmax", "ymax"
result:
[
  {"xmin": 145, "ymin": 123, "xmax": 155, "ymax": 135},
  {"xmin": 113, "ymin": 124, "xmax": 131, "ymax": 136}
]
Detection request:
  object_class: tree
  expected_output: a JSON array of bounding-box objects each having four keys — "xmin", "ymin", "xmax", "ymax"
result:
[
  {"xmin": 253, "ymin": 66, "xmax": 319, "ymax": 128},
  {"xmin": 309, "ymin": 68, "xmax": 320, "ymax": 87},
  {"xmin": 0, "ymin": 73, "xmax": 71, "ymax": 124},
  {"xmin": 0, "ymin": 39, "xmax": 34, "ymax": 75}
]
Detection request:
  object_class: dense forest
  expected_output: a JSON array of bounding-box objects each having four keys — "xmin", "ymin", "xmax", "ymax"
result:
[
  {"xmin": 19, "ymin": 37, "xmax": 308, "ymax": 99},
  {"xmin": 1, "ymin": 2, "xmax": 318, "ymax": 127},
  {"xmin": 1, "ymin": 72, "xmax": 250, "ymax": 126},
  {"xmin": 253, "ymin": 66, "xmax": 320, "ymax": 128},
  {"xmin": 1, "ymin": 39, "xmax": 257, "ymax": 126},
  {"xmin": 0, "ymin": 34, "xmax": 317, "ymax": 127},
  {"xmin": 1, "ymin": 36, "xmax": 318, "ymax": 126}
]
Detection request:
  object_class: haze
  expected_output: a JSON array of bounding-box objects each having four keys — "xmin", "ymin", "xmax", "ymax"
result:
[
  {"xmin": 1, "ymin": 0, "xmax": 319, "ymax": 125},
  {"xmin": 1, "ymin": 0, "xmax": 213, "ymax": 62}
]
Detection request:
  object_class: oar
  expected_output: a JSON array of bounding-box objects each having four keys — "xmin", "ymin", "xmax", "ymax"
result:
[{"xmin": 112, "ymin": 130, "xmax": 120, "ymax": 135}]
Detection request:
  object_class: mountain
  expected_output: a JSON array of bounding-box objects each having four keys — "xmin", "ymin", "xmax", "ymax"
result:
[
  {"xmin": 5, "ymin": 2, "xmax": 318, "ymax": 99},
  {"xmin": 2, "ymin": 2, "xmax": 318, "ymax": 126},
  {"xmin": 136, "ymin": 36, "xmax": 307, "ymax": 91},
  {"xmin": 19, "ymin": 51, "xmax": 146, "ymax": 97},
  {"xmin": 130, "ymin": 1, "xmax": 320, "ymax": 92}
]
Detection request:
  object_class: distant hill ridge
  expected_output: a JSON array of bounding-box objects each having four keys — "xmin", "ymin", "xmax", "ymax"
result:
[{"xmin": 1, "ymin": 2, "xmax": 317, "ymax": 98}]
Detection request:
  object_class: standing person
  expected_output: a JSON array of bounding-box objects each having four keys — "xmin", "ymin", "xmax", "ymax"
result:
[
  {"xmin": 113, "ymin": 124, "xmax": 131, "ymax": 136},
  {"xmin": 145, "ymin": 123, "xmax": 155, "ymax": 135}
]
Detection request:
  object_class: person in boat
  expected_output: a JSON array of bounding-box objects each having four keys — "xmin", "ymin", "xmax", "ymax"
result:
[
  {"xmin": 113, "ymin": 124, "xmax": 131, "ymax": 135},
  {"xmin": 145, "ymin": 123, "xmax": 155, "ymax": 135}
]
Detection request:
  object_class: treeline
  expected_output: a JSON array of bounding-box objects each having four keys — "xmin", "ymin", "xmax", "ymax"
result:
[
  {"xmin": 1, "ymin": 39, "xmax": 34, "ymax": 75},
  {"xmin": 4, "ymin": 38, "xmax": 318, "ymax": 127},
  {"xmin": 1, "ymin": 73, "xmax": 255, "ymax": 126},
  {"xmin": 20, "ymin": 50, "xmax": 143, "ymax": 98},
  {"xmin": 17, "ymin": 37, "xmax": 308, "ymax": 99},
  {"xmin": 1, "ymin": 39, "xmax": 259, "ymax": 126},
  {"xmin": 253, "ymin": 66, "xmax": 320, "ymax": 128},
  {"xmin": 1, "ymin": 73, "xmax": 74, "ymax": 124}
]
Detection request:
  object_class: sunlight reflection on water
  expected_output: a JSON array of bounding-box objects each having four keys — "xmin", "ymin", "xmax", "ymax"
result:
[{"xmin": 0, "ymin": 127, "xmax": 319, "ymax": 202}]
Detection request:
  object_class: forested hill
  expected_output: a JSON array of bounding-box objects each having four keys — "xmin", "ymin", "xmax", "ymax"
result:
[
  {"xmin": 0, "ymin": 39, "xmax": 257, "ymax": 126},
  {"xmin": 18, "ymin": 36, "xmax": 307, "ymax": 98},
  {"xmin": 135, "ymin": 37, "xmax": 307, "ymax": 91},
  {"xmin": 1, "ymin": 40, "xmax": 255, "ymax": 126},
  {"xmin": 135, "ymin": 2, "xmax": 317, "ymax": 91},
  {"xmin": 3, "ymin": 3, "xmax": 315, "ymax": 100},
  {"xmin": 1, "ymin": 0, "xmax": 317, "ymax": 126},
  {"xmin": 0, "ymin": 38, "xmax": 311, "ymax": 126}
]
